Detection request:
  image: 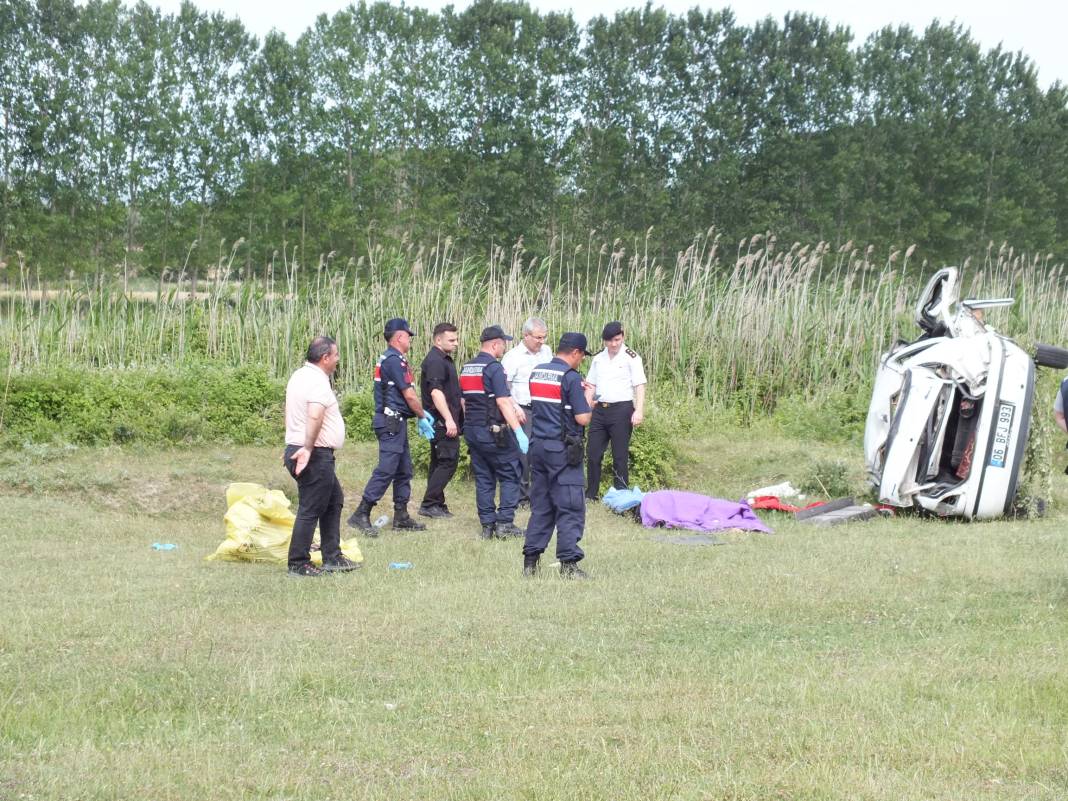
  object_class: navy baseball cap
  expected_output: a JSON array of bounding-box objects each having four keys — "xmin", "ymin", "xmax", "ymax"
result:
[
  {"xmin": 601, "ymin": 321, "xmax": 624, "ymax": 340},
  {"xmin": 384, "ymin": 317, "xmax": 415, "ymax": 338},
  {"xmin": 557, "ymin": 332, "xmax": 592, "ymax": 355},
  {"xmin": 480, "ymin": 325, "xmax": 514, "ymax": 342}
]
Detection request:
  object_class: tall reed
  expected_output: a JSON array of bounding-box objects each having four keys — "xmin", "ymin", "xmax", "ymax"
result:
[{"xmin": 3, "ymin": 233, "xmax": 1066, "ymax": 419}]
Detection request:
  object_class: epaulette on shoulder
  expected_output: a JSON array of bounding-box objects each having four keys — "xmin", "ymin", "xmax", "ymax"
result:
[{"xmin": 625, "ymin": 347, "xmax": 638, "ymax": 358}]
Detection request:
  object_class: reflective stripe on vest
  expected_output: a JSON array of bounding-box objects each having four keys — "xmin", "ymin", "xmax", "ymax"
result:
[
  {"xmin": 530, "ymin": 367, "xmax": 565, "ymax": 404},
  {"xmin": 460, "ymin": 362, "xmax": 489, "ymax": 396}
]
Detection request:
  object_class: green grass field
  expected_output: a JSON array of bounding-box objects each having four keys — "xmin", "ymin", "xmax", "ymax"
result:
[{"xmin": 3, "ymin": 430, "xmax": 1068, "ymax": 800}]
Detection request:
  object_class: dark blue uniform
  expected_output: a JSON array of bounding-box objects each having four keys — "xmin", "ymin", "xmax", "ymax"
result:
[
  {"xmin": 461, "ymin": 351, "xmax": 521, "ymax": 526},
  {"xmin": 522, "ymin": 357, "xmax": 592, "ymax": 562},
  {"xmin": 362, "ymin": 346, "xmax": 416, "ymax": 506}
]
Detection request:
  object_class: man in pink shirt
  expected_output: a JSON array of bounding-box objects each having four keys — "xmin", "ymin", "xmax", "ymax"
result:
[{"xmin": 282, "ymin": 336, "xmax": 358, "ymax": 578}]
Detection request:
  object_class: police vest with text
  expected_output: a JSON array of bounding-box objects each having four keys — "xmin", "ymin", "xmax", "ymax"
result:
[
  {"xmin": 460, "ymin": 354, "xmax": 508, "ymax": 446},
  {"xmin": 530, "ymin": 363, "xmax": 584, "ymax": 465}
]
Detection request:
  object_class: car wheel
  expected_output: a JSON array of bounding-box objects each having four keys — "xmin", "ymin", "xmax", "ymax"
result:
[{"xmin": 1034, "ymin": 343, "xmax": 1068, "ymax": 369}]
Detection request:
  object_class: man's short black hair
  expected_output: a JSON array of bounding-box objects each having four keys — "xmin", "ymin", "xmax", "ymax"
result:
[
  {"xmin": 306, "ymin": 335, "xmax": 337, "ymax": 364},
  {"xmin": 433, "ymin": 322, "xmax": 457, "ymax": 337}
]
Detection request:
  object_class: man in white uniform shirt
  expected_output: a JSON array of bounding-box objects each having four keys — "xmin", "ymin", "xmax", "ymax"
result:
[
  {"xmin": 583, "ymin": 321, "xmax": 647, "ymax": 500},
  {"xmin": 282, "ymin": 335, "xmax": 359, "ymax": 577},
  {"xmin": 501, "ymin": 317, "xmax": 552, "ymax": 505}
]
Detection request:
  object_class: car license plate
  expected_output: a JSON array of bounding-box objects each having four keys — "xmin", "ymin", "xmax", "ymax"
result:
[{"xmin": 989, "ymin": 401, "xmax": 1015, "ymax": 468}]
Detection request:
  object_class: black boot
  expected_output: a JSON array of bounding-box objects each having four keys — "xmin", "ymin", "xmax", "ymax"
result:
[
  {"xmin": 417, "ymin": 504, "xmax": 450, "ymax": 519},
  {"xmin": 497, "ymin": 522, "xmax": 525, "ymax": 538},
  {"xmin": 480, "ymin": 523, "xmax": 497, "ymax": 540},
  {"xmin": 392, "ymin": 504, "xmax": 426, "ymax": 531},
  {"xmin": 560, "ymin": 561, "xmax": 589, "ymax": 579},
  {"xmin": 347, "ymin": 499, "xmax": 375, "ymax": 536},
  {"xmin": 523, "ymin": 554, "xmax": 540, "ymax": 577}
]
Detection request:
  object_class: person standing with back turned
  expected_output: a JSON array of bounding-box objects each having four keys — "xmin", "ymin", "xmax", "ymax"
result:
[
  {"xmin": 522, "ymin": 332, "xmax": 593, "ymax": 578},
  {"xmin": 461, "ymin": 325, "xmax": 530, "ymax": 539}
]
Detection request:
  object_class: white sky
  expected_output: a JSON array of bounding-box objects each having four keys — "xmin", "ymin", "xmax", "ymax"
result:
[{"xmin": 148, "ymin": 0, "xmax": 1066, "ymax": 88}]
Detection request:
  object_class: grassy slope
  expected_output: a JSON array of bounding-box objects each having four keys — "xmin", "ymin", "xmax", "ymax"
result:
[{"xmin": 2, "ymin": 431, "xmax": 1067, "ymax": 800}]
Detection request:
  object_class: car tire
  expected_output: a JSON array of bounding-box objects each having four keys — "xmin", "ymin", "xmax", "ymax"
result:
[{"xmin": 1034, "ymin": 343, "xmax": 1068, "ymax": 369}]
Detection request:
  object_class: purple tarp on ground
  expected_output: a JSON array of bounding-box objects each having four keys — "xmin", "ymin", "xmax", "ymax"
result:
[{"xmin": 639, "ymin": 490, "xmax": 772, "ymax": 533}]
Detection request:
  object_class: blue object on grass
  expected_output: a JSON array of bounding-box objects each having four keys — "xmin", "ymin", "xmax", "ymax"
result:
[
  {"xmin": 602, "ymin": 486, "xmax": 645, "ymax": 512},
  {"xmin": 389, "ymin": 562, "xmax": 413, "ymax": 570},
  {"xmin": 151, "ymin": 543, "xmax": 177, "ymax": 551}
]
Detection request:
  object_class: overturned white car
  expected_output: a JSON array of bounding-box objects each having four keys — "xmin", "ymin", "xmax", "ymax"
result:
[{"xmin": 864, "ymin": 268, "xmax": 1068, "ymax": 519}]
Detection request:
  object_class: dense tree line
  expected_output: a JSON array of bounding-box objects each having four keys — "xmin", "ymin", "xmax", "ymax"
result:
[{"xmin": 2, "ymin": 0, "xmax": 1067, "ymax": 276}]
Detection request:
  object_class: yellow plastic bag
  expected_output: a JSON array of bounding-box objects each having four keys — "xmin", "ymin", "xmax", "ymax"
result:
[{"xmin": 206, "ymin": 482, "xmax": 363, "ymax": 565}]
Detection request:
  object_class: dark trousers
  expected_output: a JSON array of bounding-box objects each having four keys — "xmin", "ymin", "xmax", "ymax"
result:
[
  {"xmin": 363, "ymin": 425, "xmax": 412, "ymax": 507},
  {"xmin": 421, "ymin": 432, "xmax": 460, "ymax": 509},
  {"xmin": 517, "ymin": 406, "xmax": 534, "ymax": 503},
  {"xmin": 283, "ymin": 445, "xmax": 344, "ymax": 569},
  {"xmin": 586, "ymin": 400, "xmax": 634, "ymax": 498},
  {"xmin": 523, "ymin": 441, "xmax": 585, "ymax": 563},
  {"xmin": 466, "ymin": 435, "xmax": 521, "ymax": 525}
]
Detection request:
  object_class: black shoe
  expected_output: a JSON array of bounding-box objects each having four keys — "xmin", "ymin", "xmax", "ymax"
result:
[
  {"xmin": 497, "ymin": 522, "xmax": 525, "ymax": 538},
  {"xmin": 438, "ymin": 505, "xmax": 455, "ymax": 518},
  {"xmin": 523, "ymin": 554, "xmax": 540, "ymax": 577},
  {"xmin": 393, "ymin": 506, "xmax": 427, "ymax": 531},
  {"xmin": 322, "ymin": 556, "xmax": 361, "ymax": 573},
  {"xmin": 287, "ymin": 562, "xmax": 325, "ymax": 578},
  {"xmin": 480, "ymin": 523, "xmax": 497, "ymax": 540},
  {"xmin": 348, "ymin": 499, "xmax": 375, "ymax": 534},
  {"xmin": 560, "ymin": 561, "xmax": 589, "ymax": 579},
  {"xmin": 418, "ymin": 505, "xmax": 451, "ymax": 519}
]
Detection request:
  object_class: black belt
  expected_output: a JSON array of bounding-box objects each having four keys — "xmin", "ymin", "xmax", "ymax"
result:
[
  {"xmin": 519, "ymin": 403, "xmax": 533, "ymax": 410},
  {"xmin": 597, "ymin": 400, "xmax": 633, "ymax": 408}
]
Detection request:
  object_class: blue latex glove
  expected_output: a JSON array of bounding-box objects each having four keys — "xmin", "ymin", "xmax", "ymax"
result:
[
  {"xmin": 417, "ymin": 417, "xmax": 435, "ymax": 441},
  {"xmin": 514, "ymin": 426, "xmax": 529, "ymax": 454},
  {"xmin": 423, "ymin": 410, "xmax": 436, "ymax": 426}
]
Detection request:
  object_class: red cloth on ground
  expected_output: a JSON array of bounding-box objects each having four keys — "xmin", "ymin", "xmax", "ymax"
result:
[{"xmin": 749, "ymin": 496, "xmax": 824, "ymax": 513}]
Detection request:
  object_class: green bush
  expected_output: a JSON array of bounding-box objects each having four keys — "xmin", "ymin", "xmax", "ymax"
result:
[
  {"xmin": 799, "ymin": 458, "xmax": 855, "ymax": 499},
  {"xmin": 0, "ymin": 364, "xmax": 283, "ymax": 446},
  {"xmin": 159, "ymin": 407, "xmax": 205, "ymax": 443},
  {"xmin": 1017, "ymin": 369, "xmax": 1056, "ymax": 517},
  {"xmin": 339, "ymin": 389, "xmax": 376, "ymax": 442},
  {"xmin": 771, "ymin": 385, "xmax": 871, "ymax": 444},
  {"xmin": 596, "ymin": 413, "xmax": 676, "ymax": 493}
]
